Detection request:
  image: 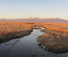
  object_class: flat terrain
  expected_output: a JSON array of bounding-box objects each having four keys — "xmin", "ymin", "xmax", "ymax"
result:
[
  {"xmin": 0, "ymin": 21, "xmax": 68, "ymax": 53},
  {"xmin": 0, "ymin": 22, "xmax": 37, "ymax": 43},
  {"xmin": 39, "ymin": 23, "xmax": 68, "ymax": 53}
]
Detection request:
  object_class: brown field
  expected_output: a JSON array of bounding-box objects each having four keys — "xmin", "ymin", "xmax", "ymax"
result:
[
  {"xmin": 38, "ymin": 23, "xmax": 68, "ymax": 53},
  {"xmin": 0, "ymin": 22, "xmax": 37, "ymax": 43},
  {"xmin": 0, "ymin": 21, "xmax": 34, "ymax": 36},
  {"xmin": 0, "ymin": 21, "xmax": 43, "ymax": 43},
  {"xmin": 0, "ymin": 21, "xmax": 68, "ymax": 53}
]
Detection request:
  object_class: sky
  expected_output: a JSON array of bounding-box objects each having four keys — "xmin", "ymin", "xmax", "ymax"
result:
[{"xmin": 0, "ymin": 0, "xmax": 68, "ymax": 20}]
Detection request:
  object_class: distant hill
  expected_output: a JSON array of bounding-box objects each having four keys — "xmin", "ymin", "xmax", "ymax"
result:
[{"xmin": 0, "ymin": 18, "xmax": 68, "ymax": 23}]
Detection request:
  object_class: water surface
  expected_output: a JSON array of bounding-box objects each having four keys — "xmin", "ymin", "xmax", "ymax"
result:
[{"xmin": 0, "ymin": 28, "xmax": 68, "ymax": 57}]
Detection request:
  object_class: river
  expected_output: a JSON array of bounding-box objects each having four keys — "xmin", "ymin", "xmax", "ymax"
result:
[{"xmin": 0, "ymin": 28, "xmax": 68, "ymax": 57}]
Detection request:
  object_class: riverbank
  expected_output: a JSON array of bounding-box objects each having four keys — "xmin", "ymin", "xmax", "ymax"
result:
[
  {"xmin": 0, "ymin": 22, "xmax": 37, "ymax": 43},
  {"xmin": 0, "ymin": 28, "xmax": 33, "ymax": 43},
  {"xmin": 0, "ymin": 21, "xmax": 43, "ymax": 43},
  {"xmin": 0, "ymin": 21, "xmax": 68, "ymax": 54},
  {"xmin": 38, "ymin": 24, "xmax": 68, "ymax": 54}
]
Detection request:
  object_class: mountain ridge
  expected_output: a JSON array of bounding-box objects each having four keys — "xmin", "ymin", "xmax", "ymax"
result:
[{"xmin": 0, "ymin": 18, "xmax": 68, "ymax": 23}]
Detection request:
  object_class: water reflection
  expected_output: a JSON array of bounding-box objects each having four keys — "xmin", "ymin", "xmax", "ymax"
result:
[
  {"xmin": 0, "ymin": 28, "xmax": 68, "ymax": 57},
  {"xmin": 0, "ymin": 39, "xmax": 20, "ymax": 57}
]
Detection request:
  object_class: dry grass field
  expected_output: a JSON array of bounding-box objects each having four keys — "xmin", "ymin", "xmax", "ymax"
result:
[
  {"xmin": 0, "ymin": 21, "xmax": 38, "ymax": 43},
  {"xmin": 0, "ymin": 21, "xmax": 68, "ymax": 53},
  {"xmin": 39, "ymin": 23, "xmax": 68, "ymax": 53},
  {"xmin": 0, "ymin": 22, "xmax": 34, "ymax": 36}
]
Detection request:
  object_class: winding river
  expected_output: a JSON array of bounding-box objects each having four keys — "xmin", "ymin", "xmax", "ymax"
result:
[{"xmin": 0, "ymin": 28, "xmax": 68, "ymax": 57}]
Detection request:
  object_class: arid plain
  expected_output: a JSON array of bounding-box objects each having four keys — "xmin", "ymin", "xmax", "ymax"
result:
[{"xmin": 0, "ymin": 21, "xmax": 68, "ymax": 53}]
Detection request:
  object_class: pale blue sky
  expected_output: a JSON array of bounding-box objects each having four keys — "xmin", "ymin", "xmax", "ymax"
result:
[{"xmin": 0, "ymin": 0, "xmax": 68, "ymax": 20}]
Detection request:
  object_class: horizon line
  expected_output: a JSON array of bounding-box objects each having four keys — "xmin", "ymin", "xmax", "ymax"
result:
[{"xmin": 0, "ymin": 17, "xmax": 64, "ymax": 19}]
